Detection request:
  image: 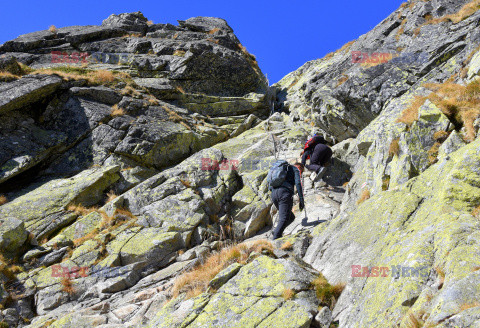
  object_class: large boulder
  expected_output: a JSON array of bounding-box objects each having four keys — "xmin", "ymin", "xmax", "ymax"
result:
[
  {"xmin": 149, "ymin": 255, "xmax": 319, "ymax": 328},
  {"xmin": 0, "ymin": 217, "xmax": 28, "ymax": 253}
]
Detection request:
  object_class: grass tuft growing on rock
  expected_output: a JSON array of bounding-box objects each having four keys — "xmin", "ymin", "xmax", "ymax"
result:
[
  {"xmin": 357, "ymin": 189, "xmax": 370, "ymax": 205},
  {"xmin": 388, "ymin": 138, "xmax": 400, "ymax": 157},
  {"xmin": 311, "ymin": 274, "xmax": 345, "ymax": 309},
  {"xmin": 424, "ymin": 80, "xmax": 480, "ymax": 141},
  {"xmin": 0, "ymin": 195, "xmax": 7, "ymax": 206},
  {"xmin": 280, "ymin": 241, "xmax": 293, "ymax": 250},
  {"xmin": 472, "ymin": 205, "xmax": 480, "ymax": 217},
  {"xmin": 31, "ymin": 66, "xmax": 124, "ymax": 85},
  {"xmin": 67, "ymin": 204, "xmax": 98, "ymax": 217},
  {"xmin": 171, "ymin": 240, "xmax": 274, "ymax": 300},
  {"xmin": 48, "ymin": 25, "xmax": 57, "ymax": 34},
  {"xmin": 396, "ymin": 96, "xmax": 427, "ymax": 125},
  {"xmin": 460, "ymin": 302, "xmax": 480, "ymax": 311},
  {"xmin": 61, "ymin": 277, "xmax": 75, "ymax": 295},
  {"xmin": 282, "ymin": 288, "xmax": 295, "ymax": 300},
  {"xmin": 110, "ymin": 104, "xmax": 125, "ymax": 117}
]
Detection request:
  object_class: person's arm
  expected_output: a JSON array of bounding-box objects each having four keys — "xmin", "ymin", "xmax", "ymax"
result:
[{"xmin": 293, "ymin": 166, "xmax": 305, "ymax": 209}]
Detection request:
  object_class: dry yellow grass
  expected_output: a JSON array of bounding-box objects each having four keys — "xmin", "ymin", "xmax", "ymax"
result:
[
  {"xmin": 435, "ymin": 266, "xmax": 445, "ymax": 288},
  {"xmin": 164, "ymin": 106, "xmax": 183, "ymax": 123},
  {"xmin": 396, "ymin": 18, "xmax": 407, "ymax": 41},
  {"xmin": 0, "ymin": 195, "xmax": 7, "ymax": 206},
  {"xmin": 389, "ymin": 138, "xmax": 400, "ymax": 157},
  {"xmin": 147, "ymin": 96, "xmax": 159, "ymax": 105},
  {"xmin": 280, "ymin": 241, "xmax": 293, "ymax": 250},
  {"xmin": 472, "ymin": 205, "xmax": 480, "ymax": 217},
  {"xmin": 110, "ymin": 104, "xmax": 125, "ymax": 117},
  {"xmin": 61, "ymin": 277, "xmax": 75, "ymax": 295},
  {"xmin": 312, "ymin": 274, "xmax": 345, "ymax": 308},
  {"xmin": 73, "ymin": 228, "xmax": 99, "ymax": 247},
  {"xmin": 31, "ymin": 67, "xmax": 118, "ymax": 85},
  {"xmin": 171, "ymin": 240, "xmax": 274, "ymax": 299},
  {"xmin": 282, "ymin": 288, "xmax": 295, "ymax": 300},
  {"xmin": 357, "ymin": 189, "xmax": 371, "ymax": 205},
  {"xmin": 422, "ymin": 80, "xmax": 480, "ymax": 141},
  {"xmin": 146, "ymin": 20, "xmax": 154, "ymax": 26},
  {"xmin": 433, "ymin": 130, "xmax": 449, "ymax": 142},
  {"xmin": 48, "ymin": 25, "xmax": 57, "ymax": 34},
  {"xmin": 406, "ymin": 313, "xmax": 423, "ymax": 328},
  {"xmin": 396, "ymin": 96, "xmax": 427, "ymax": 125},
  {"xmin": 428, "ymin": 142, "xmax": 442, "ymax": 164},
  {"xmin": 208, "ymin": 27, "xmax": 220, "ymax": 34},
  {"xmin": 336, "ymin": 74, "xmax": 349, "ymax": 87},
  {"xmin": 175, "ymin": 85, "xmax": 186, "ymax": 94},
  {"xmin": 0, "ymin": 71, "xmax": 18, "ymax": 81},
  {"xmin": 173, "ymin": 50, "xmax": 186, "ymax": 57},
  {"xmin": 120, "ymin": 85, "xmax": 141, "ymax": 97},
  {"xmin": 460, "ymin": 302, "xmax": 480, "ymax": 311},
  {"xmin": 67, "ymin": 204, "xmax": 98, "ymax": 217},
  {"xmin": 416, "ymin": 0, "xmax": 480, "ymax": 31},
  {"xmin": 106, "ymin": 190, "xmax": 117, "ymax": 203}
]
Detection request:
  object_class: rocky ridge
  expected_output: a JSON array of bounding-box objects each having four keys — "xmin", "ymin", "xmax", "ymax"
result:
[{"xmin": 0, "ymin": 1, "xmax": 479, "ymax": 327}]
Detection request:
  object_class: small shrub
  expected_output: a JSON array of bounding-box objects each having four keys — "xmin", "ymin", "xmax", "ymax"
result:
[
  {"xmin": 61, "ymin": 277, "xmax": 76, "ymax": 295},
  {"xmin": 110, "ymin": 104, "xmax": 125, "ymax": 117},
  {"xmin": 282, "ymin": 288, "xmax": 295, "ymax": 300},
  {"xmin": 0, "ymin": 321, "xmax": 9, "ymax": 328},
  {"xmin": 146, "ymin": 20, "xmax": 154, "ymax": 26},
  {"xmin": 312, "ymin": 274, "xmax": 345, "ymax": 308},
  {"xmin": 388, "ymin": 138, "xmax": 400, "ymax": 157},
  {"xmin": 0, "ymin": 195, "xmax": 7, "ymax": 206},
  {"xmin": 48, "ymin": 25, "xmax": 57, "ymax": 34},
  {"xmin": 357, "ymin": 189, "xmax": 370, "ymax": 205},
  {"xmin": 280, "ymin": 241, "xmax": 293, "ymax": 251}
]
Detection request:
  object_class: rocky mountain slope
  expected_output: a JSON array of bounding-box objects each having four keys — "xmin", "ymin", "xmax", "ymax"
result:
[{"xmin": 0, "ymin": 1, "xmax": 479, "ymax": 327}]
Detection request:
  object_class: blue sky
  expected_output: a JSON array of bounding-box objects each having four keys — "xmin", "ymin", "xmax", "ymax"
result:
[{"xmin": 1, "ymin": 0, "xmax": 405, "ymax": 83}]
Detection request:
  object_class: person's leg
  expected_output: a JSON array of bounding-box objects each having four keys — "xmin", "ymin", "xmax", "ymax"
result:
[
  {"xmin": 319, "ymin": 147, "xmax": 333, "ymax": 166},
  {"xmin": 301, "ymin": 149, "xmax": 311, "ymax": 167},
  {"xmin": 272, "ymin": 189, "xmax": 293, "ymax": 239},
  {"xmin": 306, "ymin": 163, "xmax": 321, "ymax": 173}
]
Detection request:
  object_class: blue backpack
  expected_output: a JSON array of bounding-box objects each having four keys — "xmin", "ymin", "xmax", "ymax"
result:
[{"xmin": 267, "ymin": 160, "xmax": 290, "ymax": 189}]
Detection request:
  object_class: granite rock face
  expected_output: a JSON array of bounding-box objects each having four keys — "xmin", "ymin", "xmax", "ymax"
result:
[{"xmin": 1, "ymin": 1, "xmax": 480, "ymax": 327}]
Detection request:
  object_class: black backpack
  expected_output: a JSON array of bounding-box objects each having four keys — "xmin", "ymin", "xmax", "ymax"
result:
[{"xmin": 267, "ymin": 160, "xmax": 290, "ymax": 189}]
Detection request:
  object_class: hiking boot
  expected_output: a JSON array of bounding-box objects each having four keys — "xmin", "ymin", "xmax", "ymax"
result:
[
  {"xmin": 313, "ymin": 167, "xmax": 326, "ymax": 182},
  {"xmin": 310, "ymin": 172, "xmax": 317, "ymax": 181}
]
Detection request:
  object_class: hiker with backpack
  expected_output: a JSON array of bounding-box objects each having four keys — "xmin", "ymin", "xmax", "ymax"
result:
[
  {"xmin": 301, "ymin": 133, "xmax": 332, "ymax": 183},
  {"xmin": 267, "ymin": 159, "xmax": 305, "ymax": 240}
]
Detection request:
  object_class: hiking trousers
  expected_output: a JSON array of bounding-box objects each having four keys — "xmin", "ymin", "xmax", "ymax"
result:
[
  {"xmin": 306, "ymin": 144, "xmax": 332, "ymax": 173},
  {"xmin": 271, "ymin": 187, "xmax": 295, "ymax": 239}
]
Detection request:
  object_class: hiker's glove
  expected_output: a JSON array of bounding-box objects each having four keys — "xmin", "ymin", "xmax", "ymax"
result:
[{"xmin": 299, "ymin": 201, "xmax": 305, "ymax": 210}]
